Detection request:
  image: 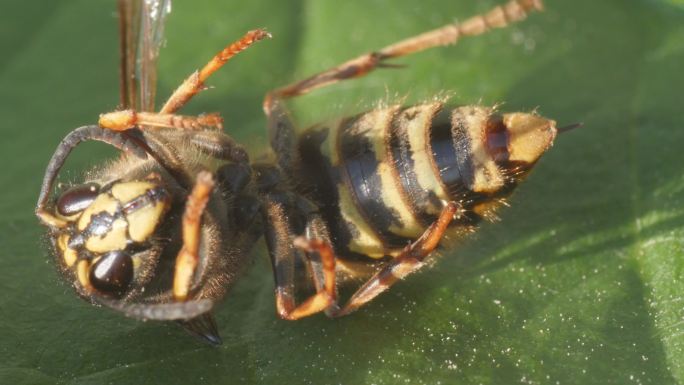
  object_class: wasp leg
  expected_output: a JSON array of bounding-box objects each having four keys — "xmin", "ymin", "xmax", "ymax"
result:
[
  {"xmin": 262, "ymin": 194, "xmax": 336, "ymax": 320},
  {"xmin": 173, "ymin": 171, "xmax": 215, "ymax": 300},
  {"xmin": 98, "ymin": 110, "xmax": 248, "ymax": 167},
  {"xmin": 326, "ymin": 201, "xmax": 458, "ymax": 317},
  {"xmin": 159, "ymin": 29, "xmax": 271, "ymax": 114},
  {"xmin": 123, "ymin": 129, "xmax": 197, "ymax": 189},
  {"xmin": 157, "ymin": 130, "xmax": 249, "ymax": 163},
  {"xmin": 295, "ymin": 213, "xmax": 340, "ymax": 317},
  {"xmin": 264, "ymin": 97, "xmax": 299, "ymax": 176},
  {"xmin": 99, "ymin": 110, "xmax": 224, "ymax": 131},
  {"xmin": 264, "ymin": 0, "xmax": 542, "ymax": 107}
]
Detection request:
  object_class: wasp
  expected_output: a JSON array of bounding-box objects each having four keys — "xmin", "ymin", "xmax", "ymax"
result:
[{"xmin": 35, "ymin": 0, "xmax": 568, "ymax": 344}]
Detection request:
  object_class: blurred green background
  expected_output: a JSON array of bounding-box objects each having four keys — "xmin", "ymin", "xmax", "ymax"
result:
[{"xmin": 1, "ymin": 0, "xmax": 683, "ymax": 384}]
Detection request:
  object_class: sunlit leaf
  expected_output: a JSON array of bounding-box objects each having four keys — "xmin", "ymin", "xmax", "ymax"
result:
[{"xmin": 0, "ymin": 0, "xmax": 683, "ymax": 384}]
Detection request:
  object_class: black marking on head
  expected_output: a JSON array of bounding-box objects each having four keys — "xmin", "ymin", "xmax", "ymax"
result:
[
  {"xmin": 67, "ymin": 234, "xmax": 85, "ymax": 250},
  {"xmin": 87, "ymin": 210, "xmax": 120, "ymax": 238},
  {"xmin": 121, "ymin": 186, "xmax": 168, "ymax": 215}
]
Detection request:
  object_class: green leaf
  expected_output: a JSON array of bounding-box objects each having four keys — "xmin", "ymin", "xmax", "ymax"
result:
[{"xmin": 1, "ymin": 0, "xmax": 683, "ymax": 384}]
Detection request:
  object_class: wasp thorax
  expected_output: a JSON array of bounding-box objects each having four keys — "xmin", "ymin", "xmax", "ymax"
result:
[{"xmin": 500, "ymin": 113, "xmax": 557, "ymax": 164}]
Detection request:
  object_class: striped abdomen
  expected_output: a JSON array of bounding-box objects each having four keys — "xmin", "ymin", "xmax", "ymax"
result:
[{"xmin": 297, "ymin": 102, "xmax": 556, "ymax": 259}]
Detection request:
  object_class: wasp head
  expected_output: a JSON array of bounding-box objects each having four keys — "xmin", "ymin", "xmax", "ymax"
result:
[{"xmin": 49, "ymin": 176, "xmax": 171, "ymax": 299}]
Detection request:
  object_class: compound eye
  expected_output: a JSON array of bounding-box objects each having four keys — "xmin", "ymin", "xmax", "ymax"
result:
[
  {"xmin": 57, "ymin": 183, "xmax": 100, "ymax": 216},
  {"xmin": 89, "ymin": 251, "xmax": 134, "ymax": 298}
]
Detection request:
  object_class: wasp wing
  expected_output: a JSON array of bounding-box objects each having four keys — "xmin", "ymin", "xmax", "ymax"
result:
[{"xmin": 118, "ymin": 0, "xmax": 172, "ymax": 112}]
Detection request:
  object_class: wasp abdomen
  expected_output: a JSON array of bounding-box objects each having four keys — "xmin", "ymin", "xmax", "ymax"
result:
[{"xmin": 298, "ymin": 103, "xmax": 556, "ymax": 259}]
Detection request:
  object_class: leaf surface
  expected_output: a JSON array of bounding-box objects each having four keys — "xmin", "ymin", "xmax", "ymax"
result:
[{"xmin": 0, "ymin": 0, "xmax": 682, "ymax": 384}]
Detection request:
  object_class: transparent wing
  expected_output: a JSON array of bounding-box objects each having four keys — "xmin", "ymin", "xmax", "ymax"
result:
[{"xmin": 118, "ymin": 0, "xmax": 172, "ymax": 112}]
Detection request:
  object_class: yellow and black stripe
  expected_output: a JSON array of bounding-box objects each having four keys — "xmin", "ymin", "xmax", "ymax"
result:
[{"xmin": 298, "ymin": 103, "xmax": 527, "ymax": 260}]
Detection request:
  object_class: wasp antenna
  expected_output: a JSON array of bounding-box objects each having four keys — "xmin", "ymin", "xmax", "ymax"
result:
[{"xmin": 557, "ymin": 122, "xmax": 583, "ymax": 134}]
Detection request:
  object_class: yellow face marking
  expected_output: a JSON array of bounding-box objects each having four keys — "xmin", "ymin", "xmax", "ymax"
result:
[
  {"xmin": 57, "ymin": 234, "xmax": 68, "ymax": 252},
  {"xmin": 64, "ymin": 247, "xmax": 78, "ymax": 268},
  {"xmin": 110, "ymin": 181, "xmax": 155, "ymax": 204},
  {"xmin": 126, "ymin": 201, "xmax": 166, "ymax": 243},
  {"xmin": 37, "ymin": 210, "xmax": 68, "ymax": 228},
  {"xmin": 406, "ymin": 103, "xmax": 450, "ymax": 215},
  {"xmin": 85, "ymin": 218, "xmax": 128, "ymax": 253},
  {"xmin": 57, "ymin": 234, "xmax": 78, "ymax": 267},
  {"xmin": 78, "ymin": 194, "xmax": 118, "ymax": 231},
  {"xmin": 454, "ymin": 106, "xmax": 504, "ymax": 193},
  {"xmin": 77, "ymin": 259, "xmax": 91, "ymax": 288}
]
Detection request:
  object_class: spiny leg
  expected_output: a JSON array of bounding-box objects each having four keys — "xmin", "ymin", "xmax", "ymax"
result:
[
  {"xmin": 100, "ymin": 30, "xmax": 270, "ymax": 138},
  {"xmin": 158, "ymin": 130, "xmax": 249, "ymax": 163},
  {"xmin": 263, "ymin": 0, "xmax": 542, "ymax": 111},
  {"xmin": 294, "ymin": 213, "xmax": 340, "ymax": 317},
  {"xmin": 97, "ymin": 29, "xmax": 268, "ymax": 176},
  {"xmin": 293, "ymin": 236, "xmax": 338, "ymax": 316},
  {"xmin": 98, "ymin": 113, "xmax": 249, "ymax": 167},
  {"xmin": 160, "ymin": 29, "xmax": 271, "ymax": 114},
  {"xmin": 262, "ymin": 195, "xmax": 336, "ymax": 320},
  {"xmin": 99, "ymin": 110, "xmax": 224, "ymax": 131},
  {"xmin": 317, "ymin": 202, "xmax": 458, "ymax": 318},
  {"xmin": 125, "ymin": 129, "xmax": 196, "ymax": 188},
  {"xmin": 173, "ymin": 171, "xmax": 215, "ymax": 301},
  {"xmin": 265, "ymin": 98, "xmax": 298, "ymax": 175}
]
